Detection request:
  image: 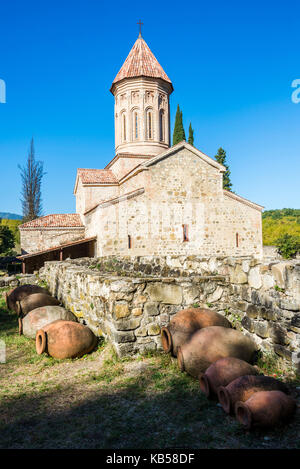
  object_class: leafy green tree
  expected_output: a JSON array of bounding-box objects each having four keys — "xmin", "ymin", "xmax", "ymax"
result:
[
  {"xmin": 215, "ymin": 147, "xmax": 232, "ymax": 191},
  {"xmin": 188, "ymin": 123, "xmax": 194, "ymax": 146},
  {"xmin": 19, "ymin": 138, "xmax": 45, "ymax": 222},
  {"xmin": 172, "ymin": 105, "xmax": 186, "ymax": 145},
  {"xmin": 275, "ymin": 233, "xmax": 300, "ymax": 259},
  {"xmin": 0, "ymin": 219, "xmax": 21, "ymax": 245},
  {"xmin": 0, "ymin": 225, "xmax": 15, "ymax": 255}
]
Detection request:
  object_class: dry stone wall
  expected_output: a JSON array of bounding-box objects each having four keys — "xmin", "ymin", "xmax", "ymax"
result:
[{"xmin": 39, "ymin": 255, "xmax": 300, "ymax": 371}]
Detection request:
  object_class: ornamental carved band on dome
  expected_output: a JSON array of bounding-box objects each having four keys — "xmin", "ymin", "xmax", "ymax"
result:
[
  {"xmin": 158, "ymin": 93, "xmax": 167, "ymax": 108},
  {"xmin": 131, "ymin": 91, "xmax": 140, "ymax": 105},
  {"xmin": 145, "ymin": 91, "xmax": 154, "ymax": 104}
]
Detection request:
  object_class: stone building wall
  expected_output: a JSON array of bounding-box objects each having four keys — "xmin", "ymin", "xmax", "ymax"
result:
[
  {"xmin": 20, "ymin": 227, "xmax": 86, "ymax": 255},
  {"xmin": 82, "ymin": 147, "xmax": 263, "ymax": 258},
  {"xmin": 75, "ymin": 178, "xmax": 119, "ymax": 215},
  {"xmin": 39, "ymin": 255, "xmax": 300, "ymax": 371},
  {"xmin": 107, "ymin": 155, "xmax": 151, "ymax": 182}
]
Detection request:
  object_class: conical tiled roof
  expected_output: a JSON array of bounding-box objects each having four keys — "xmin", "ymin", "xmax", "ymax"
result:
[{"xmin": 111, "ymin": 36, "xmax": 172, "ymax": 92}]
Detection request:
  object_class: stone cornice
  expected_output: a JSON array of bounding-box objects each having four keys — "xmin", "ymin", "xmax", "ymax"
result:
[{"xmin": 223, "ymin": 190, "xmax": 264, "ymax": 212}]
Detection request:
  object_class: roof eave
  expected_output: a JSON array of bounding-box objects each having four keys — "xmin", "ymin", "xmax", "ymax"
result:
[
  {"xmin": 110, "ymin": 75, "xmax": 174, "ymax": 95},
  {"xmin": 140, "ymin": 141, "xmax": 227, "ymax": 172}
]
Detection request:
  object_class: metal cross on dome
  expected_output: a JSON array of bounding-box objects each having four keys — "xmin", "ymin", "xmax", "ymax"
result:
[{"xmin": 137, "ymin": 20, "xmax": 143, "ymax": 37}]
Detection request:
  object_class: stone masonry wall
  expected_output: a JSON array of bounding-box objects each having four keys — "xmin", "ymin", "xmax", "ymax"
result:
[
  {"xmin": 83, "ymin": 148, "xmax": 263, "ymax": 259},
  {"xmin": 39, "ymin": 255, "xmax": 300, "ymax": 371},
  {"xmin": 20, "ymin": 227, "xmax": 86, "ymax": 255}
]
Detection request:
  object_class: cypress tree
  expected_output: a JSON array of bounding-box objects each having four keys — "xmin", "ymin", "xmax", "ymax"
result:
[
  {"xmin": 172, "ymin": 105, "xmax": 186, "ymax": 145},
  {"xmin": 215, "ymin": 147, "xmax": 233, "ymax": 191},
  {"xmin": 188, "ymin": 123, "xmax": 194, "ymax": 146}
]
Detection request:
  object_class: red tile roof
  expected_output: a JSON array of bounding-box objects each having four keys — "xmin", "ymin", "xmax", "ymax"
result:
[
  {"xmin": 77, "ymin": 168, "xmax": 118, "ymax": 184},
  {"xmin": 111, "ymin": 36, "xmax": 172, "ymax": 90},
  {"xmin": 19, "ymin": 214, "xmax": 84, "ymax": 229}
]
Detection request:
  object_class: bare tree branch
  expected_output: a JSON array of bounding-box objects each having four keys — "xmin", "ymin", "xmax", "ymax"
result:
[{"xmin": 19, "ymin": 138, "xmax": 46, "ymax": 222}]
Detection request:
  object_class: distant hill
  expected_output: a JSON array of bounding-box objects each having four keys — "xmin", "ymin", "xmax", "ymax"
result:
[
  {"xmin": 262, "ymin": 208, "xmax": 300, "ymax": 245},
  {"xmin": 0, "ymin": 212, "xmax": 22, "ymax": 220}
]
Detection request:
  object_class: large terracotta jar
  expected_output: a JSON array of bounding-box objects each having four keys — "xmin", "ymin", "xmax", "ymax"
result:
[
  {"xmin": 36, "ymin": 320, "xmax": 98, "ymax": 359},
  {"xmin": 5, "ymin": 284, "xmax": 50, "ymax": 312},
  {"xmin": 177, "ymin": 326, "xmax": 256, "ymax": 378},
  {"xmin": 161, "ymin": 308, "xmax": 231, "ymax": 357},
  {"xmin": 217, "ymin": 374, "xmax": 290, "ymax": 414},
  {"xmin": 16, "ymin": 293, "xmax": 60, "ymax": 317},
  {"xmin": 19, "ymin": 306, "xmax": 77, "ymax": 339},
  {"xmin": 235, "ymin": 390, "xmax": 296, "ymax": 429},
  {"xmin": 199, "ymin": 357, "xmax": 259, "ymax": 399}
]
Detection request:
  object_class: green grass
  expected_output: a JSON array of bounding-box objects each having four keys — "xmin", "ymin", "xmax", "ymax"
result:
[{"xmin": 0, "ymin": 288, "xmax": 299, "ymax": 449}]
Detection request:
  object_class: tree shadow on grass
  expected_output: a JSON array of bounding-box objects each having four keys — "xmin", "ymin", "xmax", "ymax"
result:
[{"xmin": 0, "ymin": 365, "xmax": 299, "ymax": 450}]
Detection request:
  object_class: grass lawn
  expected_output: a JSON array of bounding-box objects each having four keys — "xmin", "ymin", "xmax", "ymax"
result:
[{"xmin": 0, "ymin": 288, "xmax": 299, "ymax": 449}]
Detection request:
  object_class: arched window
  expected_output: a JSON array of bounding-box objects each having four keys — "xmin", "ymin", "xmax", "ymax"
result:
[
  {"xmin": 122, "ymin": 113, "xmax": 127, "ymax": 142},
  {"xmin": 159, "ymin": 110, "xmax": 165, "ymax": 142},
  {"xmin": 133, "ymin": 112, "xmax": 138, "ymax": 140},
  {"xmin": 146, "ymin": 110, "xmax": 153, "ymax": 139}
]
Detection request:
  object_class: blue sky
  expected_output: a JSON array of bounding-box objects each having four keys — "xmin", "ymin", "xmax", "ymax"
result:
[{"xmin": 0, "ymin": 0, "xmax": 299, "ymax": 215}]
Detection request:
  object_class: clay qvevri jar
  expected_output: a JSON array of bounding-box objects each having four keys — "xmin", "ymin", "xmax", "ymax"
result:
[
  {"xmin": 177, "ymin": 326, "xmax": 256, "ymax": 379},
  {"xmin": 5, "ymin": 284, "xmax": 50, "ymax": 312},
  {"xmin": 235, "ymin": 390, "xmax": 296, "ymax": 429},
  {"xmin": 217, "ymin": 374, "xmax": 290, "ymax": 414},
  {"xmin": 19, "ymin": 306, "xmax": 77, "ymax": 339},
  {"xmin": 16, "ymin": 293, "xmax": 60, "ymax": 317},
  {"xmin": 36, "ymin": 320, "xmax": 98, "ymax": 359},
  {"xmin": 161, "ymin": 308, "xmax": 231, "ymax": 357},
  {"xmin": 199, "ymin": 357, "xmax": 259, "ymax": 399}
]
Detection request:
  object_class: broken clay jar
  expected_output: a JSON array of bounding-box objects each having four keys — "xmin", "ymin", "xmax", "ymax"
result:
[
  {"xmin": 19, "ymin": 305, "xmax": 77, "ymax": 339},
  {"xmin": 177, "ymin": 326, "xmax": 257, "ymax": 379},
  {"xmin": 161, "ymin": 308, "xmax": 231, "ymax": 357},
  {"xmin": 5, "ymin": 284, "xmax": 50, "ymax": 312},
  {"xmin": 217, "ymin": 374, "xmax": 290, "ymax": 414},
  {"xmin": 36, "ymin": 319, "xmax": 98, "ymax": 359},
  {"xmin": 235, "ymin": 390, "xmax": 296, "ymax": 429},
  {"xmin": 199, "ymin": 357, "xmax": 259, "ymax": 399},
  {"xmin": 16, "ymin": 293, "xmax": 60, "ymax": 317}
]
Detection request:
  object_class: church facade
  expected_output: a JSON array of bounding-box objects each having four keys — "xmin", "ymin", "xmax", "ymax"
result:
[{"xmin": 19, "ymin": 33, "xmax": 263, "ymax": 261}]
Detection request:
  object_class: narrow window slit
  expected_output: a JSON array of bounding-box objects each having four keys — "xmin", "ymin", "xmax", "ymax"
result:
[{"xmin": 183, "ymin": 224, "xmax": 189, "ymax": 242}]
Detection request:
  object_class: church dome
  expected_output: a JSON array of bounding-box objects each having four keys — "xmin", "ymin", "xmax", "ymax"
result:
[{"xmin": 110, "ymin": 35, "xmax": 173, "ymax": 93}]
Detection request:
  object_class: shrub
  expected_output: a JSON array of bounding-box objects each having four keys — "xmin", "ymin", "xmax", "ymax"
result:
[
  {"xmin": 0, "ymin": 225, "xmax": 15, "ymax": 255},
  {"xmin": 275, "ymin": 233, "xmax": 300, "ymax": 259}
]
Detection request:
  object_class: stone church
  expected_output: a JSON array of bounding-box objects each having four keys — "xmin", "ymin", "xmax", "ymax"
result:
[{"xmin": 19, "ymin": 33, "xmax": 263, "ymax": 272}]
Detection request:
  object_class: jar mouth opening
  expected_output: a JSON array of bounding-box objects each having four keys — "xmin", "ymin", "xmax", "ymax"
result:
[
  {"xmin": 161, "ymin": 327, "xmax": 172, "ymax": 354},
  {"xmin": 235, "ymin": 402, "xmax": 252, "ymax": 429},
  {"xmin": 199, "ymin": 374, "xmax": 210, "ymax": 397},
  {"xmin": 36, "ymin": 330, "xmax": 47, "ymax": 355},
  {"xmin": 217, "ymin": 387, "xmax": 231, "ymax": 414}
]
